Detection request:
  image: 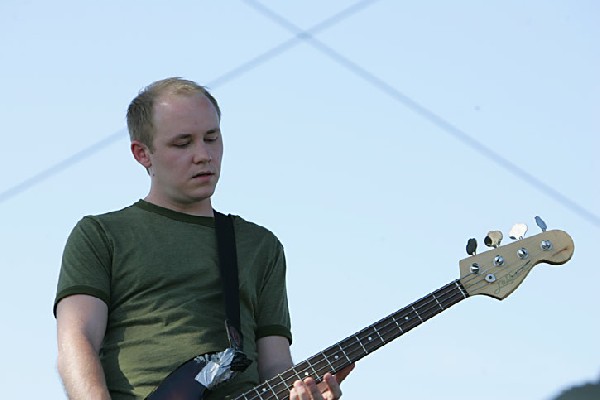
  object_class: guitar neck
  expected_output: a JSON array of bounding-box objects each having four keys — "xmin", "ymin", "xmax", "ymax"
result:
[{"xmin": 234, "ymin": 279, "xmax": 469, "ymax": 400}]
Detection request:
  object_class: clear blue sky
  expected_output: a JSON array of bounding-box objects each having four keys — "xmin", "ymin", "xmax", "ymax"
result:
[{"xmin": 1, "ymin": 1, "xmax": 598, "ymax": 399}]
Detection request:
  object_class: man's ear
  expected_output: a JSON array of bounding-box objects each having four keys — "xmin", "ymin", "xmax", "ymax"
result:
[{"xmin": 131, "ymin": 140, "xmax": 152, "ymax": 169}]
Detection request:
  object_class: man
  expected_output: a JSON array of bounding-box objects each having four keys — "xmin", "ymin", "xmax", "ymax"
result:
[{"xmin": 54, "ymin": 77, "xmax": 352, "ymax": 399}]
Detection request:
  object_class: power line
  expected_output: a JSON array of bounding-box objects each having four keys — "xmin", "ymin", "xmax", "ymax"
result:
[
  {"xmin": 0, "ymin": 130, "xmax": 125, "ymax": 204},
  {"xmin": 0, "ymin": 0, "xmax": 379, "ymax": 204},
  {"xmin": 244, "ymin": 0, "xmax": 600, "ymax": 229},
  {"xmin": 210, "ymin": 0, "xmax": 381, "ymax": 89}
]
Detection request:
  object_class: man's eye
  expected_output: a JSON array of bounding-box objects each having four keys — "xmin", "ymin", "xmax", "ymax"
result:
[
  {"xmin": 205, "ymin": 136, "xmax": 218, "ymax": 142},
  {"xmin": 174, "ymin": 142, "xmax": 190, "ymax": 147}
]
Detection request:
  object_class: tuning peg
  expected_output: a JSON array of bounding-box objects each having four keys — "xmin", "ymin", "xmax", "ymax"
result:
[
  {"xmin": 466, "ymin": 238, "xmax": 477, "ymax": 255},
  {"xmin": 484, "ymin": 230, "xmax": 503, "ymax": 248},
  {"xmin": 509, "ymin": 223, "xmax": 528, "ymax": 240},
  {"xmin": 535, "ymin": 216, "xmax": 547, "ymax": 232}
]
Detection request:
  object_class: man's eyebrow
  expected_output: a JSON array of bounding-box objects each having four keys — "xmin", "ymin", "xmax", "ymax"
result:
[
  {"xmin": 172, "ymin": 133, "xmax": 192, "ymax": 140},
  {"xmin": 171, "ymin": 129, "xmax": 219, "ymax": 139}
]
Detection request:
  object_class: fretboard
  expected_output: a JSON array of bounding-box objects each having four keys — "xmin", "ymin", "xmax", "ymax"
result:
[{"xmin": 234, "ymin": 279, "xmax": 469, "ymax": 400}]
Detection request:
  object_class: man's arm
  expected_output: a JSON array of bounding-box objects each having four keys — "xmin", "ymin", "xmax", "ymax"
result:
[
  {"xmin": 256, "ymin": 336, "xmax": 294, "ymax": 381},
  {"xmin": 257, "ymin": 336, "xmax": 353, "ymax": 400},
  {"xmin": 56, "ymin": 294, "xmax": 110, "ymax": 400}
]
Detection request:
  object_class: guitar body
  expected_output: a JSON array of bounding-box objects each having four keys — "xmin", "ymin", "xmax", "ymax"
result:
[{"xmin": 146, "ymin": 356, "xmax": 209, "ymax": 400}]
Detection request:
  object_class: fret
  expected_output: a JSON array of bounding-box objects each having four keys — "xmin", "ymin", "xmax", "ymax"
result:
[
  {"xmin": 380, "ymin": 316, "xmax": 403, "ymax": 343},
  {"xmin": 290, "ymin": 365, "xmax": 303, "ymax": 381},
  {"xmin": 321, "ymin": 345, "xmax": 347, "ymax": 371},
  {"xmin": 398, "ymin": 311, "xmax": 418, "ymax": 332},
  {"xmin": 251, "ymin": 384, "xmax": 271, "ymax": 399},
  {"xmin": 373, "ymin": 322, "xmax": 393, "ymax": 344},
  {"xmin": 264, "ymin": 381, "xmax": 277, "ymax": 398},
  {"xmin": 251, "ymin": 387, "xmax": 262, "ymax": 399},
  {"xmin": 414, "ymin": 300, "xmax": 437, "ymax": 321},
  {"xmin": 356, "ymin": 325, "xmax": 386, "ymax": 354},
  {"xmin": 261, "ymin": 370, "xmax": 302, "ymax": 400},
  {"xmin": 264, "ymin": 371, "xmax": 295, "ymax": 400},
  {"xmin": 354, "ymin": 335, "xmax": 368, "ymax": 355},
  {"xmin": 370, "ymin": 319, "xmax": 389, "ymax": 342},
  {"xmin": 337, "ymin": 343, "xmax": 353, "ymax": 364},
  {"xmin": 416, "ymin": 295, "xmax": 439, "ymax": 318},
  {"xmin": 391, "ymin": 314, "xmax": 404, "ymax": 335},
  {"xmin": 258, "ymin": 383, "xmax": 272, "ymax": 399},
  {"xmin": 338, "ymin": 336, "xmax": 362, "ymax": 362},
  {"xmin": 296, "ymin": 365, "xmax": 311, "ymax": 379},
  {"xmin": 455, "ymin": 280, "xmax": 469, "ymax": 299},
  {"xmin": 411, "ymin": 305, "xmax": 424, "ymax": 322},
  {"xmin": 317, "ymin": 353, "xmax": 333, "ymax": 370},
  {"xmin": 356, "ymin": 331, "xmax": 370, "ymax": 352},
  {"xmin": 373, "ymin": 325, "xmax": 385, "ymax": 344},
  {"xmin": 320, "ymin": 351, "xmax": 335, "ymax": 371},
  {"xmin": 278, "ymin": 369, "xmax": 294, "ymax": 385},
  {"xmin": 360, "ymin": 333, "xmax": 376, "ymax": 353},
  {"xmin": 276, "ymin": 373, "xmax": 288, "ymax": 389},
  {"xmin": 305, "ymin": 355, "xmax": 331, "ymax": 379},
  {"xmin": 432, "ymin": 292, "xmax": 444, "ymax": 310},
  {"xmin": 306, "ymin": 359, "xmax": 319, "ymax": 377}
]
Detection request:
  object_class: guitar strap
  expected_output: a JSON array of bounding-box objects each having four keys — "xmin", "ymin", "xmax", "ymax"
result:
[
  {"xmin": 145, "ymin": 212, "xmax": 252, "ymax": 399},
  {"xmin": 213, "ymin": 211, "xmax": 252, "ymax": 372}
]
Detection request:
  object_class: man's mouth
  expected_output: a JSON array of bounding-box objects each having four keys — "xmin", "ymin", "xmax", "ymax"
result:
[{"xmin": 192, "ymin": 171, "xmax": 213, "ymax": 178}]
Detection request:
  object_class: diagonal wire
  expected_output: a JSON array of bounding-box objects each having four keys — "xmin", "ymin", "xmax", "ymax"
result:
[
  {"xmin": 0, "ymin": 0, "xmax": 380, "ymax": 205},
  {"xmin": 244, "ymin": 0, "xmax": 600, "ymax": 229},
  {"xmin": 0, "ymin": 130, "xmax": 126, "ymax": 204},
  {"xmin": 209, "ymin": 0, "xmax": 381, "ymax": 88}
]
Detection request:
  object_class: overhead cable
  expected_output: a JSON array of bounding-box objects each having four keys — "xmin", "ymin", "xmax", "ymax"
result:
[
  {"xmin": 244, "ymin": 0, "xmax": 600, "ymax": 228},
  {"xmin": 0, "ymin": 0, "xmax": 380, "ymax": 204}
]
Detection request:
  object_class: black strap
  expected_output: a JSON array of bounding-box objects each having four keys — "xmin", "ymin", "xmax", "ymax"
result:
[{"xmin": 213, "ymin": 211, "xmax": 244, "ymax": 350}]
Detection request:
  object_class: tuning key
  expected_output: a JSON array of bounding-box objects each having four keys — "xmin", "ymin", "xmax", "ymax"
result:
[
  {"xmin": 509, "ymin": 223, "xmax": 528, "ymax": 240},
  {"xmin": 535, "ymin": 216, "xmax": 547, "ymax": 232},
  {"xmin": 484, "ymin": 230, "xmax": 503, "ymax": 248},
  {"xmin": 466, "ymin": 238, "xmax": 477, "ymax": 255}
]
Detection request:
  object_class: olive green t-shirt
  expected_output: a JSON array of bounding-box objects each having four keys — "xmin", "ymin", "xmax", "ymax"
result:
[{"xmin": 54, "ymin": 201, "xmax": 292, "ymax": 399}]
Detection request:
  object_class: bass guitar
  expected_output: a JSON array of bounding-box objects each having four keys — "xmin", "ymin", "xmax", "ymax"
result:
[{"xmin": 149, "ymin": 225, "xmax": 574, "ymax": 400}]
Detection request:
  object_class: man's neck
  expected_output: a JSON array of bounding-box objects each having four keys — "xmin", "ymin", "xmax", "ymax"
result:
[{"xmin": 143, "ymin": 195, "xmax": 214, "ymax": 217}]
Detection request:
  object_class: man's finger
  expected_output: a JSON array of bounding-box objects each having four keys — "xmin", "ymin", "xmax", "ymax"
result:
[
  {"xmin": 291, "ymin": 379, "xmax": 311, "ymax": 400},
  {"xmin": 334, "ymin": 363, "xmax": 355, "ymax": 384},
  {"xmin": 323, "ymin": 373, "xmax": 342, "ymax": 399}
]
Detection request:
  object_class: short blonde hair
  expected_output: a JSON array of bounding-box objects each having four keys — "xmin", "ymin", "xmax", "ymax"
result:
[{"xmin": 126, "ymin": 77, "xmax": 221, "ymax": 150}]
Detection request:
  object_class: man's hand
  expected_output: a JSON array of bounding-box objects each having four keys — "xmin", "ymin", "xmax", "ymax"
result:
[
  {"xmin": 256, "ymin": 337, "xmax": 355, "ymax": 399},
  {"xmin": 290, "ymin": 364, "xmax": 355, "ymax": 400}
]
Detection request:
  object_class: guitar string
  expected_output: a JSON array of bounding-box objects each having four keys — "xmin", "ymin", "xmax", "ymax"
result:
[
  {"xmin": 262, "ymin": 285, "xmax": 464, "ymax": 399},
  {"xmin": 241, "ymin": 266, "xmax": 527, "ymax": 400},
  {"xmin": 239, "ymin": 252, "xmax": 538, "ymax": 399},
  {"xmin": 236, "ymin": 283, "xmax": 467, "ymax": 400},
  {"xmin": 258, "ymin": 289, "xmax": 467, "ymax": 400}
]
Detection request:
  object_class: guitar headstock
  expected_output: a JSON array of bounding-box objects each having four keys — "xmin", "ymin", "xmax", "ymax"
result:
[{"xmin": 459, "ymin": 229, "xmax": 574, "ymax": 299}]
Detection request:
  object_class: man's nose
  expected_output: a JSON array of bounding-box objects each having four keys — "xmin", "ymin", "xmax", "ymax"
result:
[{"xmin": 192, "ymin": 142, "xmax": 211, "ymax": 164}]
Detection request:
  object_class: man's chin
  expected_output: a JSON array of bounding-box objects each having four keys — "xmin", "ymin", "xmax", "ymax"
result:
[{"xmin": 187, "ymin": 189, "xmax": 216, "ymax": 203}]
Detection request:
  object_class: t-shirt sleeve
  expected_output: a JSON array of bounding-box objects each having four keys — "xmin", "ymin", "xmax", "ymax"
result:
[
  {"xmin": 53, "ymin": 216, "xmax": 112, "ymax": 316},
  {"xmin": 255, "ymin": 239, "xmax": 292, "ymax": 344}
]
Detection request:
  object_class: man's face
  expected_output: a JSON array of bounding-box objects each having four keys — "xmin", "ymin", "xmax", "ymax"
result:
[{"xmin": 141, "ymin": 92, "xmax": 223, "ymax": 213}]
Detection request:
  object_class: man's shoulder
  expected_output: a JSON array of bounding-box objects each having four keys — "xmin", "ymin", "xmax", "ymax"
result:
[
  {"xmin": 230, "ymin": 214, "xmax": 282, "ymax": 245},
  {"xmin": 100, "ymin": 202, "xmax": 141, "ymax": 217},
  {"xmin": 77, "ymin": 202, "xmax": 144, "ymax": 228}
]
